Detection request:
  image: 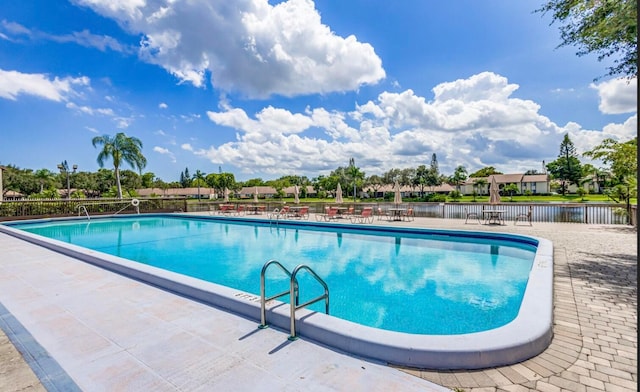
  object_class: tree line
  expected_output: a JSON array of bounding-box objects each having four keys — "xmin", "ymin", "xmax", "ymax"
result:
[{"xmin": 1, "ymin": 131, "xmax": 635, "ymax": 205}]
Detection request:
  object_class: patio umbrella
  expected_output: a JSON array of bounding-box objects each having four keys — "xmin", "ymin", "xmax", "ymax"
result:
[
  {"xmin": 223, "ymin": 187, "xmax": 229, "ymax": 202},
  {"xmin": 489, "ymin": 176, "xmax": 501, "ymax": 205},
  {"xmin": 393, "ymin": 181, "xmax": 402, "ymax": 205},
  {"xmin": 294, "ymin": 185, "xmax": 300, "ymax": 204},
  {"xmin": 254, "ymin": 187, "xmax": 259, "ymax": 203},
  {"xmin": 335, "ymin": 183, "xmax": 343, "ymax": 203}
]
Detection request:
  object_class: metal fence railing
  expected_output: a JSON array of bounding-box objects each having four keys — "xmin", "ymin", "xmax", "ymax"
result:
[{"xmin": 0, "ymin": 198, "xmax": 635, "ymax": 226}]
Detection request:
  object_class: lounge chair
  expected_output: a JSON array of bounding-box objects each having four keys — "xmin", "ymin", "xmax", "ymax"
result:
[
  {"xmin": 267, "ymin": 208, "xmax": 284, "ymax": 220},
  {"xmin": 235, "ymin": 205, "xmax": 246, "ymax": 216},
  {"xmin": 219, "ymin": 204, "xmax": 235, "ymax": 214},
  {"xmin": 350, "ymin": 207, "xmax": 374, "ymax": 224},
  {"xmin": 290, "ymin": 206, "xmax": 309, "ymax": 220},
  {"xmin": 343, "ymin": 207, "xmax": 355, "ymax": 217},
  {"xmin": 323, "ymin": 207, "xmax": 339, "ymax": 221},
  {"xmin": 515, "ymin": 205, "xmax": 533, "ymax": 226},
  {"xmin": 464, "ymin": 207, "xmax": 481, "ymax": 224}
]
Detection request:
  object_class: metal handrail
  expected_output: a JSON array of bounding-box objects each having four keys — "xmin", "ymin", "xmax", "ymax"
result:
[
  {"xmin": 77, "ymin": 205, "xmax": 90, "ymax": 220},
  {"xmin": 288, "ymin": 264, "xmax": 329, "ymax": 341},
  {"xmin": 259, "ymin": 260, "xmax": 299, "ymax": 328}
]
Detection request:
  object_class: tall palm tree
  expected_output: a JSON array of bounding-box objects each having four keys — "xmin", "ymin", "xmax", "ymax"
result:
[
  {"xmin": 192, "ymin": 170, "xmax": 206, "ymax": 199},
  {"xmin": 34, "ymin": 168, "xmax": 54, "ymax": 193},
  {"xmin": 92, "ymin": 133, "xmax": 147, "ymax": 199}
]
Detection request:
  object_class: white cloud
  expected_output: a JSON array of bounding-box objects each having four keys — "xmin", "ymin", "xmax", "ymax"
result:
[
  {"xmin": 74, "ymin": 0, "xmax": 385, "ymax": 98},
  {"xmin": 196, "ymin": 72, "xmax": 632, "ymax": 177},
  {"xmin": 181, "ymin": 143, "xmax": 194, "ymax": 151},
  {"xmin": 153, "ymin": 146, "xmax": 176, "ymax": 162},
  {"xmin": 0, "ymin": 69, "xmax": 89, "ymax": 101},
  {"xmin": 114, "ymin": 116, "xmax": 133, "ymax": 129},
  {"xmin": 158, "ymin": 102, "xmax": 168, "ymax": 109},
  {"xmin": 66, "ymin": 102, "xmax": 115, "ymax": 116},
  {"xmin": 1, "ymin": 19, "xmax": 132, "ymax": 53},
  {"xmin": 591, "ymin": 78, "xmax": 638, "ymax": 114}
]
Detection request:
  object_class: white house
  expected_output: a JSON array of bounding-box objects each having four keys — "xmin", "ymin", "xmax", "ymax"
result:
[{"xmin": 461, "ymin": 174, "xmax": 551, "ymax": 195}]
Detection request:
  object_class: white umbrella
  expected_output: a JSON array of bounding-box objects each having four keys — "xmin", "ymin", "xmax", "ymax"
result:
[
  {"xmin": 393, "ymin": 181, "xmax": 402, "ymax": 205},
  {"xmin": 223, "ymin": 187, "xmax": 229, "ymax": 202},
  {"xmin": 335, "ymin": 183, "xmax": 343, "ymax": 204},
  {"xmin": 489, "ymin": 176, "xmax": 501, "ymax": 205},
  {"xmin": 294, "ymin": 185, "xmax": 300, "ymax": 204},
  {"xmin": 254, "ymin": 187, "xmax": 259, "ymax": 203}
]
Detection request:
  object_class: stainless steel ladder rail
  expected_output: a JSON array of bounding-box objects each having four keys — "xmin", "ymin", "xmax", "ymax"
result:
[
  {"xmin": 288, "ymin": 264, "xmax": 329, "ymax": 341},
  {"xmin": 258, "ymin": 259, "xmax": 299, "ymax": 329},
  {"xmin": 77, "ymin": 205, "xmax": 90, "ymax": 220}
]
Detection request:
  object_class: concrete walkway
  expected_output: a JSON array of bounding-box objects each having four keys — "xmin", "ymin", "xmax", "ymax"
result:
[{"xmin": 0, "ymin": 214, "xmax": 636, "ymax": 391}]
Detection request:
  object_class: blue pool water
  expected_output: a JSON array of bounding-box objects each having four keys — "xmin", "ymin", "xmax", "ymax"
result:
[{"xmin": 11, "ymin": 216, "xmax": 537, "ymax": 335}]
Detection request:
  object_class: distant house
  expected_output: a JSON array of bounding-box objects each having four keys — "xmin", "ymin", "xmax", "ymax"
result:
[
  {"xmin": 137, "ymin": 187, "xmax": 216, "ymax": 198},
  {"xmin": 461, "ymin": 173, "xmax": 550, "ymax": 195},
  {"xmin": 3, "ymin": 190, "xmax": 25, "ymax": 200},
  {"xmin": 363, "ymin": 183, "xmax": 455, "ymax": 198},
  {"xmin": 236, "ymin": 186, "xmax": 317, "ymax": 199}
]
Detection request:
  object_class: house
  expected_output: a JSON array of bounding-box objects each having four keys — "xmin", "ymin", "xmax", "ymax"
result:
[
  {"xmin": 460, "ymin": 173, "xmax": 550, "ymax": 195},
  {"xmin": 137, "ymin": 187, "xmax": 216, "ymax": 198},
  {"xmin": 363, "ymin": 183, "xmax": 455, "ymax": 198},
  {"xmin": 2, "ymin": 190, "xmax": 25, "ymax": 200},
  {"xmin": 237, "ymin": 186, "xmax": 317, "ymax": 199}
]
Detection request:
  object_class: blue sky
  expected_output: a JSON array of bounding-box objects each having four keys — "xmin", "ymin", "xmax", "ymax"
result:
[{"xmin": 0, "ymin": 0, "xmax": 636, "ymax": 182}]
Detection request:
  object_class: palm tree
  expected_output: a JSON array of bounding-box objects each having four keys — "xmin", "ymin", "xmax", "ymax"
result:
[
  {"xmin": 34, "ymin": 168, "xmax": 54, "ymax": 193},
  {"xmin": 92, "ymin": 133, "xmax": 147, "ymax": 199},
  {"xmin": 192, "ymin": 170, "xmax": 206, "ymax": 199}
]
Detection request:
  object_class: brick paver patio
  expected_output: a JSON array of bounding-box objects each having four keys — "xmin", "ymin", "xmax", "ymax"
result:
[{"xmin": 0, "ymin": 214, "xmax": 636, "ymax": 391}]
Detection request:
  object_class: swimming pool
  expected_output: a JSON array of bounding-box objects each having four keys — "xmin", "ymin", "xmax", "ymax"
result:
[{"xmin": 1, "ymin": 214, "xmax": 553, "ymax": 369}]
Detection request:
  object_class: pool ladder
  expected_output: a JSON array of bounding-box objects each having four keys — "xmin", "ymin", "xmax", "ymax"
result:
[
  {"xmin": 258, "ymin": 259, "xmax": 329, "ymax": 341},
  {"xmin": 77, "ymin": 205, "xmax": 90, "ymax": 220}
]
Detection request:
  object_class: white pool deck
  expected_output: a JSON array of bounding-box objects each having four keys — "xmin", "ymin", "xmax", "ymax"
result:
[{"xmin": 0, "ymin": 213, "xmax": 636, "ymax": 391}]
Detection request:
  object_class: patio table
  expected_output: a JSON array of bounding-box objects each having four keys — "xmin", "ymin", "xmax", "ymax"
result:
[{"xmin": 482, "ymin": 209, "xmax": 506, "ymax": 225}]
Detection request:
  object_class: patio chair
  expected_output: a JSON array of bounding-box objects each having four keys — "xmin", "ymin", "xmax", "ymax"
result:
[
  {"xmin": 291, "ymin": 206, "xmax": 309, "ymax": 220},
  {"xmin": 464, "ymin": 207, "xmax": 481, "ymax": 224},
  {"xmin": 343, "ymin": 207, "xmax": 355, "ymax": 217},
  {"xmin": 267, "ymin": 208, "xmax": 281, "ymax": 220},
  {"xmin": 235, "ymin": 205, "xmax": 246, "ymax": 216},
  {"xmin": 515, "ymin": 205, "xmax": 533, "ymax": 226},
  {"xmin": 350, "ymin": 207, "xmax": 374, "ymax": 224},
  {"xmin": 401, "ymin": 208, "xmax": 414, "ymax": 222},
  {"xmin": 376, "ymin": 207, "xmax": 390, "ymax": 221},
  {"xmin": 279, "ymin": 205, "xmax": 290, "ymax": 217},
  {"xmin": 323, "ymin": 207, "xmax": 339, "ymax": 221}
]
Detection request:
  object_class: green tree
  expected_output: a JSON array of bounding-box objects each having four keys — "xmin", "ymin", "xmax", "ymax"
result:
[
  {"xmin": 34, "ymin": 169, "xmax": 54, "ymax": 193},
  {"xmin": 180, "ymin": 167, "xmax": 191, "ymax": 188},
  {"xmin": 546, "ymin": 134, "xmax": 583, "ymax": 195},
  {"xmin": 347, "ymin": 158, "xmax": 365, "ymax": 202},
  {"xmin": 412, "ymin": 165, "xmax": 429, "ymax": 197},
  {"xmin": 537, "ymin": 0, "xmax": 637, "ymax": 79},
  {"xmin": 503, "ymin": 183, "xmax": 520, "ymax": 201},
  {"xmin": 583, "ymin": 137, "xmax": 637, "ymax": 183},
  {"xmin": 141, "ymin": 172, "xmax": 156, "ymax": 188},
  {"xmin": 426, "ymin": 154, "xmax": 442, "ymax": 192},
  {"xmin": 473, "ymin": 178, "xmax": 488, "ymax": 197},
  {"xmin": 95, "ymin": 168, "xmax": 115, "ymax": 196},
  {"xmin": 469, "ymin": 166, "xmax": 502, "ymax": 177},
  {"xmin": 451, "ymin": 165, "xmax": 468, "ymax": 192},
  {"xmin": 448, "ymin": 190, "xmax": 462, "ymax": 202},
  {"xmin": 192, "ymin": 170, "xmax": 206, "ymax": 199},
  {"xmin": 92, "ymin": 133, "xmax": 147, "ymax": 199}
]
